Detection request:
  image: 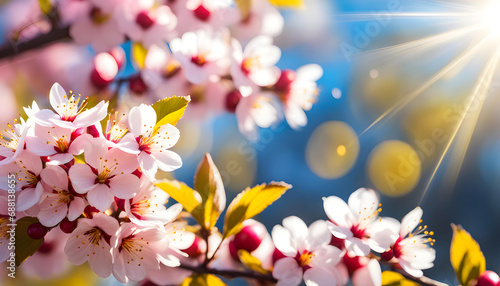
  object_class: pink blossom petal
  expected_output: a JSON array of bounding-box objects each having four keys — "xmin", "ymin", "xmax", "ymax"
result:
[
  {"xmin": 88, "ymin": 244, "xmax": 113, "ymax": 278},
  {"xmin": 323, "ymin": 196, "xmax": 354, "ymax": 227},
  {"xmin": 49, "ymin": 83, "xmax": 67, "ymax": 115},
  {"xmin": 271, "ymin": 225, "xmax": 297, "ymax": 257},
  {"xmin": 68, "ymin": 197, "xmax": 86, "ymax": 221},
  {"xmin": 305, "ymin": 220, "xmax": 332, "ymax": 251},
  {"xmin": 400, "ymin": 207, "xmax": 423, "ymax": 238},
  {"xmin": 128, "ymin": 104, "xmax": 157, "ymax": 137},
  {"xmin": 17, "ymin": 183, "xmax": 44, "ymax": 211},
  {"xmin": 151, "ymin": 150, "xmax": 182, "ymax": 172},
  {"xmin": 139, "ymin": 152, "xmax": 158, "ymax": 181},
  {"xmin": 38, "ymin": 203, "xmax": 67, "ymax": 227},
  {"xmin": 68, "ymin": 164, "xmax": 97, "ymax": 194},
  {"xmin": 345, "ymin": 237, "xmax": 371, "ymax": 256},
  {"xmin": 109, "ymin": 174, "xmax": 140, "ymax": 199},
  {"xmin": 73, "ymin": 100, "xmax": 109, "ymax": 127},
  {"xmin": 303, "ymin": 267, "xmax": 338, "ymax": 286},
  {"xmin": 47, "ymin": 153, "xmax": 74, "ymax": 165},
  {"xmin": 282, "ymin": 216, "xmax": 308, "ymax": 250},
  {"xmin": 273, "ymin": 257, "xmax": 302, "ymax": 286},
  {"xmin": 86, "ymin": 184, "xmax": 114, "ymax": 212},
  {"xmin": 352, "ymin": 259, "xmax": 382, "ymax": 286},
  {"xmin": 40, "ymin": 165, "xmax": 68, "ymax": 190}
]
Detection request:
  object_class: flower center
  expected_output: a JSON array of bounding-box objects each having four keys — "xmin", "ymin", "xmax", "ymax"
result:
[
  {"xmin": 105, "ymin": 112, "xmax": 128, "ymax": 143},
  {"xmin": 350, "ymin": 224, "xmax": 367, "ymax": 239},
  {"xmin": 56, "ymin": 190, "xmax": 74, "ymax": 204},
  {"xmin": 241, "ymin": 57, "xmax": 260, "ymax": 75},
  {"xmin": 0, "ymin": 121, "xmax": 21, "ymax": 152},
  {"xmin": 90, "ymin": 7, "xmax": 111, "ymax": 25},
  {"xmin": 0, "ymin": 217, "xmax": 11, "ymax": 240},
  {"xmin": 194, "ymin": 4, "xmax": 211, "ymax": 21},
  {"xmin": 191, "ymin": 55, "xmax": 207, "ymax": 66},
  {"xmin": 84, "ymin": 227, "xmax": 104, "ymax": 246},
  {"xmin": 56, "ymin": 91, "xmax": 89, "ymax": 122},
  {"xmin": 296, "ymin": 250, "xmax": 314, "ymax": 267}
]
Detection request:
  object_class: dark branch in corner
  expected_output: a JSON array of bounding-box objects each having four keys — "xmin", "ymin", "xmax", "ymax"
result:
[{"xmin": 0, "ymin": 25, "xmax": 71, "ymax": 60}]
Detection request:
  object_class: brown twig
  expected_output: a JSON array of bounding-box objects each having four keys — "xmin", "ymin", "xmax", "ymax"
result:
[{"xmin": 0, "ymin": 25, "xmax": 71, "ymax": 60}]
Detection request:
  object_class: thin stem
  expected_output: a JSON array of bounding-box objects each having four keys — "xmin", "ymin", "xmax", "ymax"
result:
[
  {"xmin": 178, "ymin": 263, "xmax": 277, "ymax": 283},
  {"xmin": 0, "ymin": 25, "xmax": 71, "ymax": 60}
]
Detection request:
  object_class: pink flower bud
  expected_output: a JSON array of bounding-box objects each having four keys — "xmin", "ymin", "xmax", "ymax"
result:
[
  {"xmin": 225, "ymin": 90, "xmax": 242, "ymax": 113},
  {"xmin": 27, "ymin": 223, "xmax": 48, "ymax": 240},
  {"xmin": 194, "ymin": 5, "xmax": 210, "ymax": 21},
  {"xmin": 477, "ymin": 271, "xmax": 500, "ymax": 286},
  {"xmin": 184, "ymin": 236, "xmax": 205, "ymax": 258},
  {"xmin": 136, "ymin": 11, "xmax": 155, "ymax": 30},
  {"xmin": 129, "ymin": 75, "xmax": 148, "ymax": 94},
  {"xmin": 232, "ymin": 224, "xmax": 265, "ymax": 253},
  {"xmin": 108, "ymin": 47, "xmax": 126, "ymax": 70},
  {"xmin": 91, "ymin": 53, "xmax": 119, "ymax": 89},
  {"xmin": 59, "ymin": 218, "xmax": 77, "ymax": 234}
]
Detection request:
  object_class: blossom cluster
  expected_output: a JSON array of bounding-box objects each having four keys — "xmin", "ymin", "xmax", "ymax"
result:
[
  {"xmin": 0, "ymin": 83, "xmax": 192, "ymax": 283},
  {"xmin": 0, "ymin": 83, "xmax": 436, "ymax": 285},
  {"xmin": 2, "ymin": 0, "xmax": 323, "ymax": 141}
]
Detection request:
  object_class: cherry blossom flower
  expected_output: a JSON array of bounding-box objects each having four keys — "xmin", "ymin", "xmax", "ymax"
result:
[
  {"xmin": 323, "ymin": 188, "xmax": 398, "ymax": 256},
  {"xmin": 382, "ymin": 207, "xmax": 436, "ymax": 278},
  {"xmin": 37, "ymin": 165, "xmax": 85, "ymax": 227},
  {"xmin": 172, "ymin": 0, "xmax": 239, "ymax": 34},
  {"xmin": 69, "ymin": 0, "xmax": 125, "ymax": 52},
  {"xmin": 235, "ymin": 92, "xmax": 281, "ymax": 141},
  {"xmin": 0, "ymin": 216, "xmax": 11, "ymax": 263},
  {"xmin": 276, "ymin": 65, "xmax": 323, "ymax": 130},
  {"xmin": 111, "ymin": 222, "xmax": 187, "ymax": 283},
  {"xmin": 230, "ymin": 36, "xmax": 281, "ymax": 94},
  {"xmin": 232, "ymin": 0, "xmax": 284, "ymax": 44},
  {"xmin": 116, "ymin": 0, "xmax": 177, "ymax": 47},
  {"xmin": 170, "ymin": 29, "xmax": 230, "ymax": 84},
  {"xmin": 20, "ymin": 228, "xmax": 71, "ymax": 279},
  {"xmin": 0, "ymin": 151, "xmax": 44, "ymax": 211},
  {"xmin": 120, "ymin": 104, "xmax": 182, "ymax": 180},
  {"xmin": 271, "ymin": 216, "xmax": 343, "ymax": 286},
  {"xmin": 27, "ymin": 126, "xmax": 90, "ymax": 166},
  {"xmin": 122, "ymin": 178, "xmax": 183, "ymax": 226},
  {"xmin": 68, "ymin": 137, "xmax": 140, "ymax": 211},
  {"xmin": 0, "ymin": 118, "xmax": 30, "ymax": 165},
  {"xmin": 29, "ymin": 83, "xmax": 108, "ymax": 129},
  {"xmin": 351, "ymin": 259, "xmax": 382, "ymax": 286},
  {"xmin": 64, "ymin": 213, "xmax": 119, "ymax": 278}
]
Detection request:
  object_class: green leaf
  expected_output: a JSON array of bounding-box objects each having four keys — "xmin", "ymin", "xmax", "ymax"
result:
[
  {"xmin": 38, "ymin": 0, "xmax": 52, "ymax": 15},
  {"xmin": 132, "ymin": 42, "xmax": 147, "ymax": 69},
  {"xmin": 155, "ymin": 180, "xmax": 204, "ymax": 225},
  {"xmin": 15, "ymin": 217, "xmax": 44, "ymax": 266},
  {"xmin": 181, "ymin": 274, "xmax": 227, "ymax": 286},
  {"xmin": 152, "ymin": 96, "xmax": 191, "ymax": 128},
  {"xmin": 194, "ymin": 153, "xmax": 226, "ymax": 230},
  {"xmin": 235, "ymin": 0, "xmax": 252, "ymax": 21},
  {"xmin": 73, "ymin": 153, "xmax": 86, "ymax": 164},
  {"xmin": 223, "ymin": 182, "xmax": 291, "ymax": 238},
  {"xmin": 382, "ymin": 271, "xmax": 420, "ymax": 286},
  {"xmin": 268, "ymin": 0, "xmax": 303, "ymax": 8},
  {"xmin": 238, "ymin": 250, "xmax": 268, "ymax": 274},
  {"xmin": 450, "ymin": 224, "xmax": 486, "ymax": 286}
]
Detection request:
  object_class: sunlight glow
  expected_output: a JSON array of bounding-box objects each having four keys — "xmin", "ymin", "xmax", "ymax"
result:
[{"xmin": 482, "ymin": 2, "xmax": 500, "ymax": 37}]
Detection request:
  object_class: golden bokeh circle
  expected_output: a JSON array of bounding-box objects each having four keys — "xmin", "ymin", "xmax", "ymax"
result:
[
  {"xmin": 306, "ymin": 121, "xmax": 360, "ymax": 179},
  {"xmin": 367, "ymin": 140, "xmax": 421, "ymax": 197}
]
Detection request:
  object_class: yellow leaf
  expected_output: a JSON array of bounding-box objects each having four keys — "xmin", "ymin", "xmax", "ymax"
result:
[
  {"xmin": 450, "ymin": 224, "xmax": 486, "ymax": 286},
  {"xmin": 73, "ymin": 153, "xmax": 86, "ymax": 164},
  {"xmin": 382, "ymin": 271, "xmax": 420, "ymax": 286},
  {"xmin": 38, "ymin": 0, "xmax": 52, "ymax": 15},
  {"xmin": 194, "ymin": 153, "xmax": 226, "ymax": 230},
  {"xmin": 268, "ymin": 0, "xmax": 303, "ymax": 8},
  {"xmin": 235, "ymin": 0, "xmax": 252, "ymax": 21},
  {"xmin": 132, "ymin": 42, "xmax": 148, "ymax": 69},
  {"xmin": 223, "ymin": 182, "xmax": 291, "ymax": 238},
  {"xmin": 181, "ymin": 274, "xmax": 227, "ymax": 286},
  {"xmin": 238, "ymin": 250, "xmax": 269, "ymax": 274},
  {"xmin": 152, "ymin": 96, "xmax": 191, "ymax": 128},
  {"xmin": 155, "ymin": 180, "xmax": 204, "ymax": 225}
]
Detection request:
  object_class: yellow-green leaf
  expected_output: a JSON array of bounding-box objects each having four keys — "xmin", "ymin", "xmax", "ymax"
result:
[
  {"xmin": 194, "ymin": 153, "xmax": 226, "ymax": 230},
  {"xmin": 382, "ymin": 271, "xmax": 420, "ymax": 286},
  {"xmin": 450, "ymin": 224, "xmax": 486, "ymax": 286},
  {"xmin": 181, "ymin": 274, "xmax": 227, "ymax": 286},
  {"xmin": 73, "ymin": 153, "xmax": 86, "ymax": 164},
  {"xmin": 235, "ymin": 0, "xmax": 252, "ymax": 21},
  {"xmin": 223, "ymin": 182, "xmax": 291, "ymax": 238},
  {"xmin": 238, "ymin": 250, "xmax": 268, "ymax": 274},
  {"xmin": 268, "ymin": 0, "xmax": 303, "ymax": 8},
  {"xmin": 152, "ymin": 96, "xmax": 191, "ymax": 128},
  {"xmin": 132, "ymin": 42, "xmax": 148, "ymax": 69},
  {"xmin": 15, "ymin": 217, "xmax": 44, "ymax": 266},
  {"xmin": 38, "ymin": 0, "xmax": 52, "ymax": 15},
  {"xmin": 155, "ymin": 180, "xmax": 204, "ymax": 225}
]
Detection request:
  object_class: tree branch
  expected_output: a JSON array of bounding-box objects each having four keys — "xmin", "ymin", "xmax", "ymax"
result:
[
  {"xmin": 392, "ymin": 268, "xmax": 448, "ymax": 286},
  {"xmin": 178, "ymin": 263, "xmax": 277, "ymax": 283},
  {"xmin": 0, "ymin": 25, "xmax": 71, "ymax": 60}
]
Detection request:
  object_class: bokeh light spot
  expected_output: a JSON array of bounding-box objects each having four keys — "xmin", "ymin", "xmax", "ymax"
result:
[
  {"xmin": 367, "ymin": 140, "xmax": 421, "ymax": 197},
  {"xmin": 332, "ymin": 88, "xmax": 342, "ymax": 99},
  {"xmin": 306, "ymin": 121, "xmax": 360, "ymax": 179}
]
